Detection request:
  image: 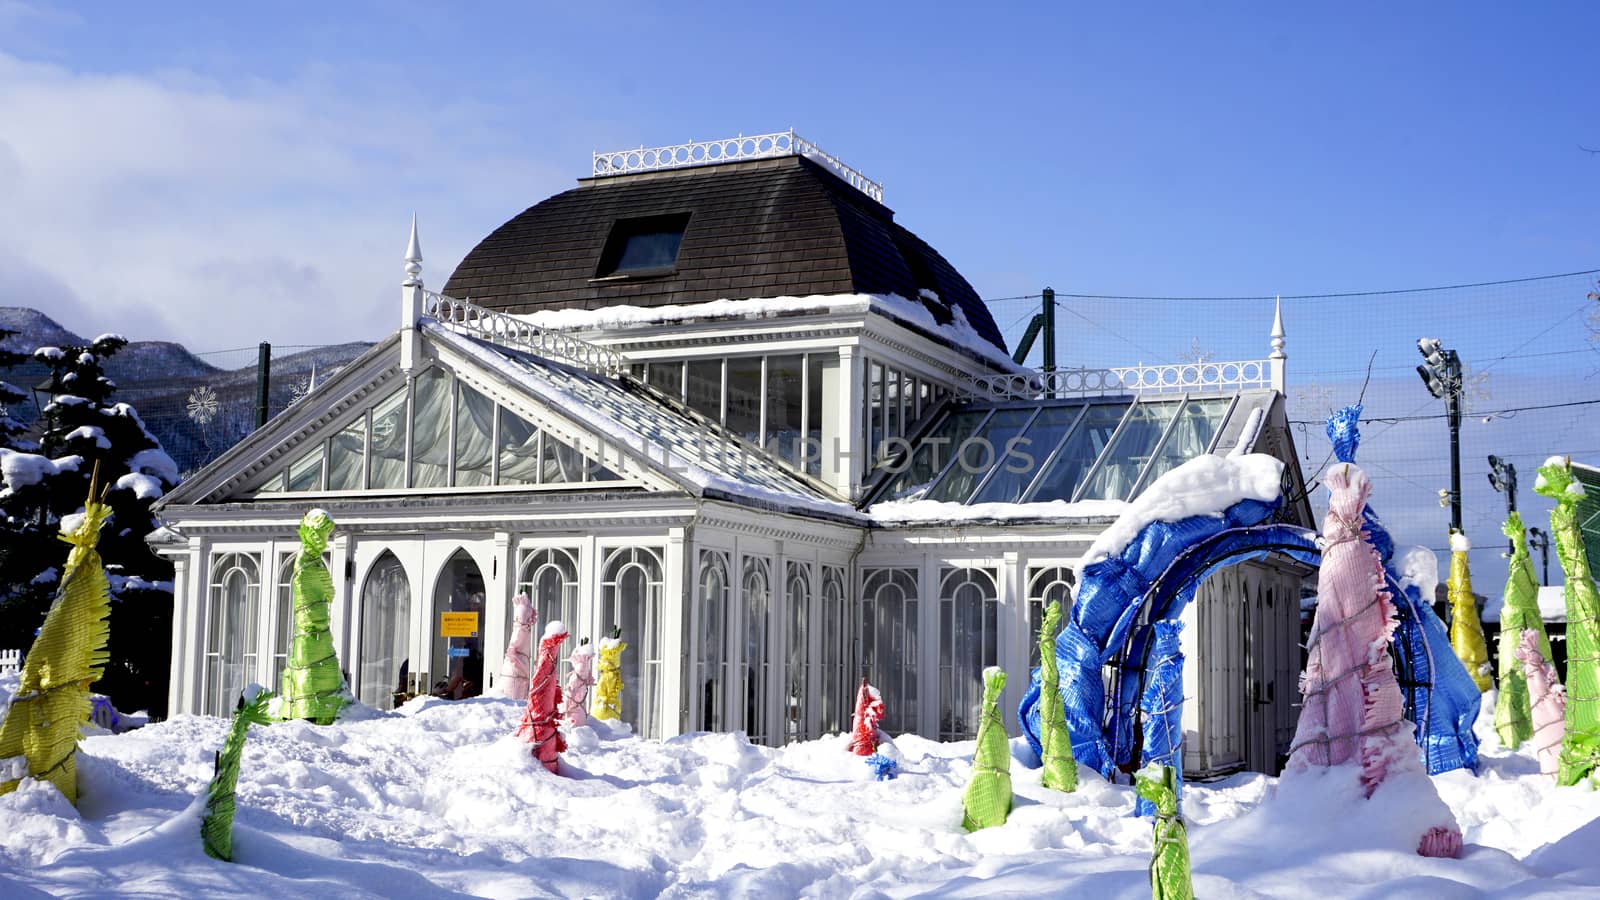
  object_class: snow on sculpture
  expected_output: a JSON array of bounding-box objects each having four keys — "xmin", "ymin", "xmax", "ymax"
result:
[
  {"xmin": 961, "ymin": 667, "xmax": 1011, "ymax": 832},
  {"xmin": 1495, "ymin": 512, "xmax": 1554, "ymax": 749},
  {"xmin": 201, "ymin": 686, "xmax": 273, "ymax": 861},
  {"xmin": 517, "ymin": 620, "xmax": 568, "ymax": 774},
  {"xmin": 1133, "ymin": 764, "xmax": 1193, "ymax": 900},
  {"xmin": 1446, "ymin": 532, "xmax": 1493, "ymax": 693},
  {"xmin": 276, "ymin": 509, "xmax": 350, "ymax": 724},
  {"xmin": 1287, "ymin": 462, "xmax": 1462, "ymax": 857},
  {"xmin": 848, "ymin": 677, "xmax": 885, "ymax": 757},
  {"xmin": 1533, "ymin": 456, "xmax": 1600, "ymax": 786},
  {"xmin": 563, "ymin": 640, "xmax": 596, "ymax": 727},
  {"xmin": 501, "ymin": 593, "xmax": 536, "ymax": 701},
  {"xmin": 1036, "ymin": 599, "xmax": 1077, "ymax": 793},
  {"xmin": 594, "ymin": 630, "xmax": 626, "ymax": 722},
  {"xmin": 0, "ymin": 478, "xmax": 112, "ymax": 805},
  {"xmin": 1515, "ymin": 628, "xmax": 1566, "ymax": 779}
]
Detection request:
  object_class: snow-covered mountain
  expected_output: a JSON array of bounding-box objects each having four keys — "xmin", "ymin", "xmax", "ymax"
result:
[{"xmin": 0, "ymin": 307, "xmax": 371, "ymax": 475}]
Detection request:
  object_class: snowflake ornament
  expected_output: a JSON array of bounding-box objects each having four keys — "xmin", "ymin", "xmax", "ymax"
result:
[{"xmin": 187, "ymin": 386, "xmax": 220, "ymax": 425}]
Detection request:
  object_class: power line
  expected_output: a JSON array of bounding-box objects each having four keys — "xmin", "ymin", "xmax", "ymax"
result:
[
  {"xmin": 1289, "ymin": 396, "xmax": 1600, "ymax": 427},
  {"xmin": 1005, "ymin": 267, "xmax": 1600, "ymax": 304}
]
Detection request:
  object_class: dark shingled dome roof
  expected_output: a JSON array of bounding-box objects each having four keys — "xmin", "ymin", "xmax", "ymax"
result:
[{"xmin": 443, "ymin": 155, "xmax": 1006, "ymax": 352}]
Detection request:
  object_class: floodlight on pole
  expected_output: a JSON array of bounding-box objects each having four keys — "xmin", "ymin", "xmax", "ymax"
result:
[
  {"xmin": 1416, "ymin": 337, "xmax": 1465, "ymax": 534},
  {"xmin": 1487, "ymin": 454, "xmax": 1518, "ymax": 556}
]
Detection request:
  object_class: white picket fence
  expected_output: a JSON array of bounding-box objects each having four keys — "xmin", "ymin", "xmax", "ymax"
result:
[{"xmin": 0, "ymin": 648, "xmax": 20, "ymax": 676}]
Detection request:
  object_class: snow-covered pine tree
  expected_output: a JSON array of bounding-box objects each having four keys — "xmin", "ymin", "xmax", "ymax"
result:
[
  {"xmin": 0, "ymin": 327, "xmax": 31, "ymax": 451},
  {"xmin": 0, "ymin": 334, "xmax": 178, "ymax": 718}
]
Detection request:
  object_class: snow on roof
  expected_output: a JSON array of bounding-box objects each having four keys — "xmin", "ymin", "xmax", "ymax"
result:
[
  {"xmin": 1483, "ymin": 584, "xmax": 1567, "ymax": 623},
  {"xmin": 425, "ymin": 323, "xmax": 860, "ymax": 522},
  {"xmin": 509, "ymin": 293, "xmax": 1025, "ymax": 373},
  {"xmin": 867, "ymin": 497, "xmax": 1128, "ymax": 525},
  {"xmin": 1077, "ymin": 453, "xmax": 1285, "ymax": 572}
]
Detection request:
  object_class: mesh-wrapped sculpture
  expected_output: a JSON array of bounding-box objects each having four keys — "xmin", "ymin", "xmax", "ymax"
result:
[
  {"xmin": 201, "ymin": 687, "xmax": 274, "ymax": 861},
  {"xmin": 1534, "ymin": 456, "xmax": 1600, "ymax": 786},
  {"xmin": 563, "ymin": 640, "xmax": 596, "ymax": 727},
  {"xmin": 501, "ymin": 592, "xmax": 536, "ymax": 701},
  {"xmin": 1446, "ymin": 532, "xmax": 1493, "ymax": 693},
  {"xmin": 1036, "ymin": 600, "xmax": 1077, "ymax": 793},
  {"xmin": 1287, "ymin": 462, "xmax": 1462, "ymax": 858},
  {"xmin": 961, "ymin": 667, "xmax": 1011, "ymax": 832},
  {"xmin": 276, "ymin": 509, "xmax": 349, "ymax": 724},
  {"xmin": 1135, "ymin": 621, "xmax": 1184, "ymax": 818},
  {"xmin": 1515, "ymin": 628, "xmax": 1566, "ymax": 779},
  {"xmin": 594, "ymin": 632, "xmax": 626, "ymax": 723},
  {"xmin": 1326, "ymin": 404, "xmax": 1479, "ymax": 774},
  {"xmin": 1495, "ymin": 513, "xmax": 1554, "ymax": 749},
  {"xmin": 1134, "ymin": 764, "xmax": 1193, "ymax": 900},
  {"xmin": 848, "ymin": 678, "xmax": 885, "ymax": 757},
  {"xmin": 0, "ymin": 482, "xmax": 112, "ymax": 805},
  {"xmin": 517, "ymin": 620, "xmax": 569, "ymax": 774}
]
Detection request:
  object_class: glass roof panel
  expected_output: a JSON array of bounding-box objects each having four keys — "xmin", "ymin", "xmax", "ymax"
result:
[
  {"xmin": 924, "ymin": 408, "xmax": 1037, "ymax": 503},
  {"xmin": 877, "ymin": 409, "xmax": 991, "ymax": 502},
  {"xmin": 968, "ymin": 404, "xmax": 1086, "ymax": 504},
  {"xmin": 1075, "ymin": 400, "xmax": 1183, "ymax": 501},
  {"xmin": 1136, "ymin": 397, "xmax": 1233, "ymax": 491},
  {"xmin": 1023, "ymin": 402, "xmax": 1132, "ymax": 502}
]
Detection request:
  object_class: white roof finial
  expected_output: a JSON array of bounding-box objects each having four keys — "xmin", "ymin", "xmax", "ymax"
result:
[
  {"xmin": 403, "ymin": 213, "xmax": 423, "ymax": 288},
  {"xmin": 1269, "ymin": 295, "xmax": 1285, "ymax": 360}
]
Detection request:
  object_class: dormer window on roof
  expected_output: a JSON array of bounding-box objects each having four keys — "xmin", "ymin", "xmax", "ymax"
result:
[{"xmin": 595, "ymin": 212, "xmax": 691, "ymax": 279}]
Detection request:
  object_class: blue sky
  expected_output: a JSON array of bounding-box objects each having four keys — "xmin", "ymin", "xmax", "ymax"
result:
[{"xmin": 2, "ymin": 1, "xmax": 1597, "ymax": 586}]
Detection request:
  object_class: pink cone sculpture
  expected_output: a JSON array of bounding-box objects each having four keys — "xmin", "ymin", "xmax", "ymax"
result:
[
  {"xmin": 563, "ymin": 641, "xmax": 597, "ymax": 728},
  {"xmin": 848, "ymin": 678, "xmax": 886, "ymax": 756},
  {"xmin": 516, "ymin": 620, "xmax": 568, "ymax": 774},
  {"xmin": 501, "ymin": 593, "xmax": 536, "ymax": 701},
  {"xmin": 1288, "ymin": 463, "xmax": 1463, "ymax": 858},
  {"xmin": 1516, "ymin": 628, "xmax": 1567, "ymax": 779}
]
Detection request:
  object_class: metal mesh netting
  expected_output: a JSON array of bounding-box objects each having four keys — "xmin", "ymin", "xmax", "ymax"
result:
[{"xmin": 988, "ymin": 270, "xmax": 1600, "ymax": 596}]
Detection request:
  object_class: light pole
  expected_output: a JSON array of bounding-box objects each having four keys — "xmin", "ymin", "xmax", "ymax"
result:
[
  {"xmin": 1528, "ymin": 527, "xmax": 1551, "ymax": 586},
  {"xmin": 1487, "ymin": 454, "xmax": 1517, "ymax": 555},
  {"xmin": 1417, "ymin": 338, "xmax": 1464, "ymax": 534}
]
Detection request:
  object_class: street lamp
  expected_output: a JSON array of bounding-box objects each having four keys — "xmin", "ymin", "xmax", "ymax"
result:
[
  {"xmin": 1417, "ymin": 337, "xmax": 1464, "ymax": 533},
  {"xmin": 1527, "ymin": 526, "xmax": 1551, "ymax": 586},
  {"xmin": 1487, "ymin": 454, "xmax": 1517, "ymax": 555}
]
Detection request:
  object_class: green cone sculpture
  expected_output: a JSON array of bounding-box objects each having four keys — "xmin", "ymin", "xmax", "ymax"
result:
[
  {"xmin": 1534, "ymin": 457, "xmax": 1600, "ymax": 786},
  {"xmin": 1134, "ymin": 763, "xmax": 1194, "ymax": 900},
  {"xmin": 961, "ymin": 666, "xmax": 1012, "ymax": 832},
  {"xmin": 276, "ymin": 509, "xmax": 349, "ymax": 724},
  {"xmin": 202, "ymin": 687, "xmax": 274, "ymax": 861},
  {"xmin": 0, "ymin": 480, "xmax": 112, "ymax": 805},
  {"xmin": 1494, "ymin": 511, "xmax": 1555, "ymax": 749},
  {"xmin": 1037, "ymin": 599, "xmax": 1077, "ymax": 792}
]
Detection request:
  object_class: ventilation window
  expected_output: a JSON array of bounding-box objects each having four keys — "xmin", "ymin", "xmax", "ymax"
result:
[{"xmin": 595, "ymin": 213, "xmax": 691, "ymax": 278}]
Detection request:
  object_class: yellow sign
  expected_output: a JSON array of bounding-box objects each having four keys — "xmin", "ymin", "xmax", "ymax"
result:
[{"xmin": 439, "ymin": 611, "xmax": 480, "ymax": 638}]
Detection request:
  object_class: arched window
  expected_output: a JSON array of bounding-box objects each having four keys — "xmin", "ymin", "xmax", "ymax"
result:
[
  {"xmin": 939, "ymin": 567, "xmax": 999, "ymax": 741},
  {"xmin": 205, "ymin": 553, "xmax": 260, "ymax": 717},
  {"xmin": 861, "ymin": 567, "xmax": 918, "ymax": 736},
  {"xmin": 274, "ymin": 553, "xmax": 295, "ymax": 687},
  {"xmin": 1026, "ymin": 565, "xmax": 1076, "ymax": 668},
  {"xmin": 740, "ymin": 556, "xmax": 773, "ymax": 745},
  {"xmin": 517, "ymin": 547, "xmax": 580, "ymax": 668},
  {"xmin": 785, "ymin": 561, "xmax": 812, "ymax": 743},
  {"xmin": 819, "ymin": 565, "xmax": 848, "ymax": 734},
  {"xmin": 358, "ymin": 552, "xmax": 411, "ymax": 710},
  {"xmin": 695, "ymin": 549, "xmax": 731, "ymax": 731},
  {"xmin": 431, "ymin": 549, "xmax": 486, "ymax": 700},
  {"xmin": 600, "ymin": 547, "xmax": 664, "ymax": 738}
]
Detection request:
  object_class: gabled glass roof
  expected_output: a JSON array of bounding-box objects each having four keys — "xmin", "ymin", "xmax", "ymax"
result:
[{"xmin": 867, "ymin": 393, "xmax": 1241, "ymax": 507}]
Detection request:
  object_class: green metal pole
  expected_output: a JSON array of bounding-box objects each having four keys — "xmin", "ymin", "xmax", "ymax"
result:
[{"xmin": 255, "ymin": 342, "xmax": 271, "ymax": 429}]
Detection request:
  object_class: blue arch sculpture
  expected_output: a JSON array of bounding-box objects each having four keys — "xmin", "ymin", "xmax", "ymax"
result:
[{"xmin": 1019, "ymin": 407, "xmax": 1480, "ymax": 811}]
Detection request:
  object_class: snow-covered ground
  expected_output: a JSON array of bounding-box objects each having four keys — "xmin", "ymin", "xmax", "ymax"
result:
[{"xmin": 2, "ymin": 674, "xmax": 1598, "ymax": 898}]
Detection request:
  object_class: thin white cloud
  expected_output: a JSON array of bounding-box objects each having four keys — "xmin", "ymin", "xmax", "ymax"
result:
[{"xmin": 0, "ymin": 50, "xmax": 571, "ymax": 350}]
